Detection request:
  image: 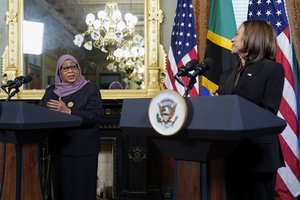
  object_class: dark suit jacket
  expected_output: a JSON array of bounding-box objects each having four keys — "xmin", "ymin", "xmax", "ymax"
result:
[
  {"xmin": 218, "ymin": 58, "xmax": 285, "ymax": 172},
  {"xmin": 39, "ymin": 82, "xmax": 102, "ymax": 156}
]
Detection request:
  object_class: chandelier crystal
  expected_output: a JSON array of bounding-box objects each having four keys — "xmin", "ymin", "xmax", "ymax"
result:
[{"xmin": 73, "ymin": 0, "xmax": 145, "ymax": 89}]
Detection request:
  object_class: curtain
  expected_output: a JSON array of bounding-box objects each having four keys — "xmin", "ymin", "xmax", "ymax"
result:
[
  {"xmin": 193, "ymin": 0, "xmax": 210, "ymax": 60},
  {"xmin": 286, "ymin": 0, "xmax": 300, "ymax": 66}
]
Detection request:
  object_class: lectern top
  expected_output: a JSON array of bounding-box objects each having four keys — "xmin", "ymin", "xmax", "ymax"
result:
[
  {"xmin": 121, "ymin": 95, "xmax": 286, "ymax": 140},
  {"xmin": 0, "ymin": 101, "xmax": 82, "ymax": 130}
]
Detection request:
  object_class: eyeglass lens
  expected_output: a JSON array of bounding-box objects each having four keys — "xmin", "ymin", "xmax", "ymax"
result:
[{"xmin": 61, "ymin": 64, "xmax": 78, "ymax": 72}]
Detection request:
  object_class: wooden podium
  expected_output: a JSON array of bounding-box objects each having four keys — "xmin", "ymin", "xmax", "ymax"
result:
[
  {"xmin": 120, "ymin": 95, "xmax": 286, "ymax": 200},
  {"xmin": 0, "ymin": 101, "xmax": 82, "ymax": 200}
]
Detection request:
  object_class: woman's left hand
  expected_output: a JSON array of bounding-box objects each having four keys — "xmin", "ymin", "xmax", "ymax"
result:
[{"xmin": 46, "ymin": 97, "xmax": 71, "ymax": 114}]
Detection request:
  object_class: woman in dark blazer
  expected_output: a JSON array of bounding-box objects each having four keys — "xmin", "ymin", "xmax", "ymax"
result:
[
  {"xmin": 39, "ymin": 54, "xmax": 102, "ymax": 200},
  {"xmin": 217, "ymin": 20, "xmax": 285, "ymax": 200}
]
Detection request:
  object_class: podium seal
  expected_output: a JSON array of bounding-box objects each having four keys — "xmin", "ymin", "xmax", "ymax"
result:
[{"xmin": 148, "ymin": 90, "xmax": 187, "ymax": 136}]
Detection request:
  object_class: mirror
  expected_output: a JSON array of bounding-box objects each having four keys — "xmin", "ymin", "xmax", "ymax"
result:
[{"xmin": 1, "ymin": 0, "xmax": 166, "ymax": 99}]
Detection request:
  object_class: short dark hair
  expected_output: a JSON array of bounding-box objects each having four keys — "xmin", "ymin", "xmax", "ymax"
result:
[{"xmin": 240, "ymin": 20, "xmax": 277, "ymax": 63}]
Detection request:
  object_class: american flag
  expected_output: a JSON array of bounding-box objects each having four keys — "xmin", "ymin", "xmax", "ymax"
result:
[
  {"xmin": 165, "ymin": 0, "xmax": 198, "ymax": 96},
  {"xmin": 248, "ymin": 1, "xmax": 300, "ymax": 199}
]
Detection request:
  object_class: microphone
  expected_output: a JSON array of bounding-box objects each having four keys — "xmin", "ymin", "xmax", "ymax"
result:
[
  {"xmin": 175, "ymin": 59, "xmax": 199, "ymax": 77},
  {"xmin": 0, "ymin": 75, "xmax": 32, "ymax": 101},
  {"xmin": 174, "ymin": 75, "xmax": 185, "ymax": 87},
  {"xmin": 191, "ymin": 57, "xmax": 214, "ymax": 76},
  {"xmin": 2, "ymin": 75, "xmax": 33, "ymax": 90}
]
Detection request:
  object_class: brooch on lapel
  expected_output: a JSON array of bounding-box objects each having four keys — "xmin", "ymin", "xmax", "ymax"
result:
[
  {"xmin": 67, "ymin": 102, "xmax": 74, "ymax": 108},
  {"xmin": 247, "ymin": 73, "xmax": 252, "ymax": 76}
]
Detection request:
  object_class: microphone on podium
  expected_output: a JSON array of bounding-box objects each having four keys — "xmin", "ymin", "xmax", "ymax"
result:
[
  {"xmin": 6, "ymin": 75, "xmax": 33, "ymax": 90},
  {"xmin": 175, "ymin": 59, "xmax": 199, "ymax": 77},
  {"xmin": 191, "ymin": 57, "xmax": 214, "ymax": 77},
  {"xmin": 1, "ymin": 75, "xmax": 33, "ymax": 90},
  {"xmin": 1, "ymin": 75, "xmax": 33, "ymax": 101},
  {"xmin": 173, "ymin": 58, "xmax": 214, "ymax": 87}
]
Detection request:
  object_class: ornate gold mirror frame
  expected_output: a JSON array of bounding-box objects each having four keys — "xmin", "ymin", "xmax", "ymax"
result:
[{"xmin": 1, "ymin": 0, "xmax": 166, "ymax": 100}]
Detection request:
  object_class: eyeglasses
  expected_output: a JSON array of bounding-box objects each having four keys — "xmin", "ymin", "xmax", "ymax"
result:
[{"xmin": 60, "ymin": 64, "xmax": 78, "ymax": 72}]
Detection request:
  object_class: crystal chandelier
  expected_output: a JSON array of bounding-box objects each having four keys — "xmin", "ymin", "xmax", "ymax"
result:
[{"xmin": 73, "ymin": 0, "xmax": 145, "ymax": 89}]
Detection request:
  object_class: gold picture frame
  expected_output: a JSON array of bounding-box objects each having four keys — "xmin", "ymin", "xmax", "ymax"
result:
[{"xmin": 1, "ymin": 0, "xmax": 166, "ymax": 100}]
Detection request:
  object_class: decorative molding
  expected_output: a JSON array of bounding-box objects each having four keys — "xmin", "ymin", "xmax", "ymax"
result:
[
  {"xmin": 1, "ymin": 46, "xmax": 8, "ymax": 73},
  {"xmin": 128, "ymin": 146, "xmax": 147, "ymax": 162},
  {"xmin": 5, "ymin": 11, "xmax": 18, "ymax": 24},
  {"xmin": 148, "ymin": 9, "xmax": 163, "ymax": 24},
  {"xmin": 159, "ymin": 44, "xmax": 167, "ymax": 90},
  {"xmin": 6, "ymin": 0, "xmax": 23, "ymax": 82}
]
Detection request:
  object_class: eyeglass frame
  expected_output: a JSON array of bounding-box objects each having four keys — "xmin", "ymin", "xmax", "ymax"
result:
[{"xmin": 60, "ymin": 63, "xmax": 79, "ymax": 72}]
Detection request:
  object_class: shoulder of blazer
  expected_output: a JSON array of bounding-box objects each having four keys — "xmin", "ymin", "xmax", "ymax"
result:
[
  {"xmin": 81, "ymin": 82, "xmax": 98, "ymax": 90},
  {"xmin": 45, "ymin": 84, "xmax": 55, "ymax": 91},
  {"xmin": 259, "ymin": 59, "xmax": 284, "ymax": 76},
  {"xmin": 247, "ymin": 59, "xmax": 283, "ymax": 72},
  {"xmin": 72, "ymin": 82, "xmax": 101, "ymax": 99},
  {"xmin": 256, "ymin": 59, "xmax": 282, "ymax": 68},
  {"xmin": 80, "ymin": 82, "xmax": 100, "ymax": 94},
  {"xmin": 42, "ymin": 84, "xmax": 56, "ymax": 96}
]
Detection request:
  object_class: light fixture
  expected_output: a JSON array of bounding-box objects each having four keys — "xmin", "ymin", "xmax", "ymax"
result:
[
  {"xmin": 73, "ymin": 0, "xmax": 145, "ymax": 89},
  {"xmin": 23, "ymin": 20, "xmax": 44, "ymax": 55}
]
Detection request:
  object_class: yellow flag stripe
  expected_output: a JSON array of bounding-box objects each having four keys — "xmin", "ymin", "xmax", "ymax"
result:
[
  {"xmin": 202, "ymin": 76, "xmax": 218, "ymax": 92},
  {"xmin": 207, "ymin": 30, "xmax": 232, "ymax": 51}
]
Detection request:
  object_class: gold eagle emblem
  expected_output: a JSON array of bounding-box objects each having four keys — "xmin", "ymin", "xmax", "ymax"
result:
[{"xmin": 157, "ymin": 98, "xmax": 178, "ymax": 128}]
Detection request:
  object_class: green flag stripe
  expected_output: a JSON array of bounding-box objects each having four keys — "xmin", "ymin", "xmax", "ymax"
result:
[
  {"xmin": 207, "ymin": 30, "xmax": 232, "ymax": 51},
  {"xmin": 208, "ymin": 0, "xmax": 236, "ymax": 40}
]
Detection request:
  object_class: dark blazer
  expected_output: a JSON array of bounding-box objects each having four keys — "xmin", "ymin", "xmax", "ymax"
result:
[
  {"xmin": 218, "ymin": 58, "xmax": 285, "ymax": 172},
  {"xmin": 39, "ymin": 82, "xmax": 102, "ymax": 156}
]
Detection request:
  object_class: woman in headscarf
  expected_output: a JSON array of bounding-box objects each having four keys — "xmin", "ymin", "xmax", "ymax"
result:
[{"xmin": 39, "ymin": 54, "xmax": 102, "ymax": 200}]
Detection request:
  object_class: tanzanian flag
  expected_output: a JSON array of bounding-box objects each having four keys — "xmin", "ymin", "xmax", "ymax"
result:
[{"xmin": 201, "ymin": 0, "xmax": 237, "ymax": 96}]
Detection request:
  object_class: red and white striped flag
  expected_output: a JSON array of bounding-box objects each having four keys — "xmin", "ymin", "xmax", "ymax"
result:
[
  {"xmin": 165, "ymin": 0, "xmax": 199, "ymax": 96},
  {"xmin": 248, "ymin": 1, "xmax": 300, "ymax": 199}
]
